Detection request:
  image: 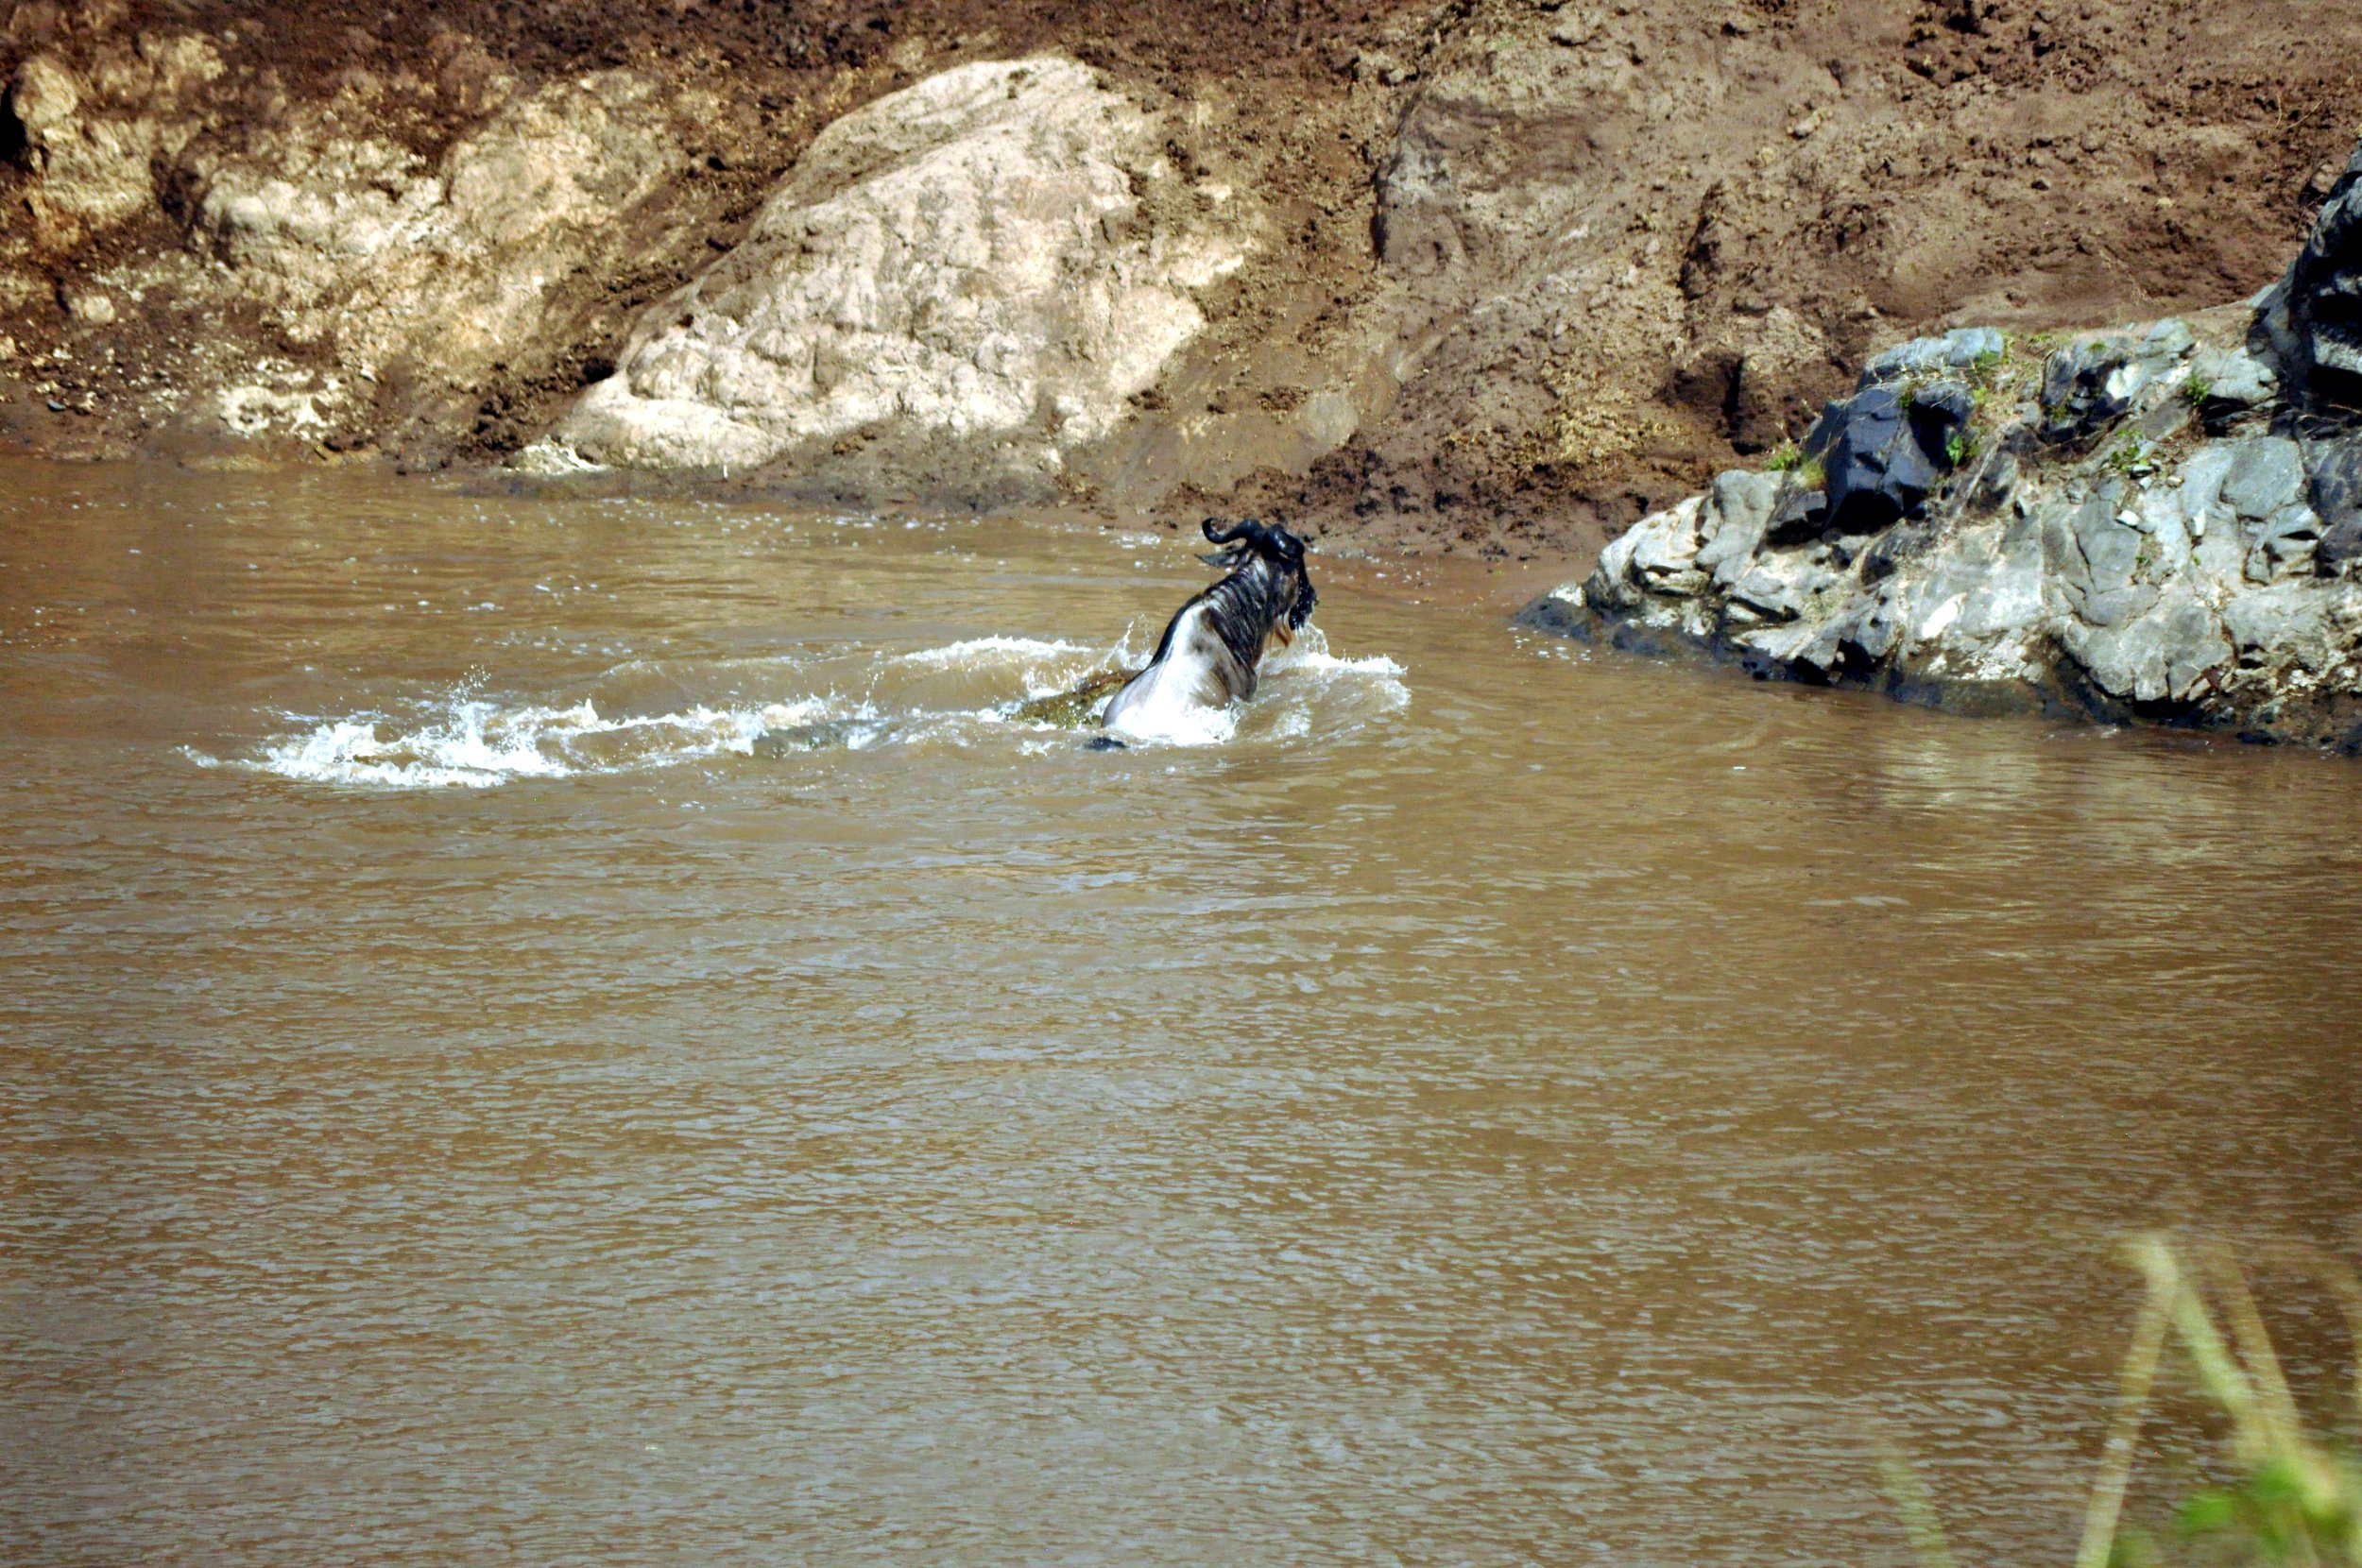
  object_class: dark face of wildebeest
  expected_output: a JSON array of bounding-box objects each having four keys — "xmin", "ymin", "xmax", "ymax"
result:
[{"xmin": 1100, "ymin": 518, "xmax": 1318, "ymax": 739}]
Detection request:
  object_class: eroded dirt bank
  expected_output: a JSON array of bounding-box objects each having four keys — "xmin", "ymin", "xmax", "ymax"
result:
[{"xmin": 2, "ymin": 0, "xmax": 2356, "ymax": 566}]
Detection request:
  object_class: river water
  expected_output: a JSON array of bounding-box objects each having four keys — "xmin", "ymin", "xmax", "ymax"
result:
[{"xmin": 4, "ymin": 460, "xmax": 2359, "ymax": 1566}]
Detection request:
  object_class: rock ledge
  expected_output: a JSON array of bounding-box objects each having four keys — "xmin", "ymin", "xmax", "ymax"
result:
[{"xmin": 1522, "ymin": 138, "xmax": 2362, "ymax": 752}]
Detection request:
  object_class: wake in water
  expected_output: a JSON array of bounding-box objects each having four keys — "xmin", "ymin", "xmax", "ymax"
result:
[{"xmin": 190, "ymin": 627, "xmax": 1408, "ymax": 789}]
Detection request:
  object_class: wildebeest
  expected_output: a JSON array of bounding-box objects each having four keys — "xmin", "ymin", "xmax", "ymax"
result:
[{"xmin": 1099, "ymin": 518, "xmax": 1318, "ymax": 743}]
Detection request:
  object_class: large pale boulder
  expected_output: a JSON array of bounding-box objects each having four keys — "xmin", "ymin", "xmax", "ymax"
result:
[
  {"xmin": 554, "ymin": 57, "xmax": 1250, "ymax": 493},
  {"xmin": 4, "ymin": 35, "xmax": 223, "ymax": 248},
  {"xmin": 186, "ymin": 71, "xmax": 678, "ymax": 386}
]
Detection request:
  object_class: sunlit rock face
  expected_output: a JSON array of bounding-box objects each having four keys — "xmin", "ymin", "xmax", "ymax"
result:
[
  {"xmin": 556, "ymin": 56, "xmax": 1251, "ymax": 499},
  {"xmin": 186, "ymin": 71, "xmax": 681, "ymax": 387},
  {"xmin": 3, "ymin": 41, "xmax": 676, "ymax": 384}
]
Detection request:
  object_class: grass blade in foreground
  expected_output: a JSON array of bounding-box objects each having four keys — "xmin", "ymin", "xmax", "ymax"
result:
[{"xmin": 1882, "ymin": 1234, "xmax": 2362, "ymax": 1568}]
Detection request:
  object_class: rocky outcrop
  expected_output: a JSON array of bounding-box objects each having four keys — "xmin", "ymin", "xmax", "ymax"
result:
[
  {"xmin": 1523, "ymin": 141, "xmax": 2362, "ymax": 750},
  {"xmin": 183, "ymin": 71, "xmax": 679, "ymax": 390},
  {"xmin": 547, "ymin": 57, "xmax": 1254, "ymax": 503}
]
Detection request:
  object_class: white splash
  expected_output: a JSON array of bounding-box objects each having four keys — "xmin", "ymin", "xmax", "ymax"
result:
[
  {"xmin": 1265, "ymin": 627, "xmax": 1408, "ymax": 680},
  {"xmin": 1104, "ymin": 691, "xmax": 1241, "ymax": 748},
  {"xmin": 896, "ymin": 635, "xmax": 1104, "ymax": 698},
  {"xmin": 202, "ymin": 626, "xmax": 1408, "ymax": 788},
  {"xmin": 1102, "ymin": 625, "xmax": 1408, "ymax": 749},
  {"xmin": 898, "ymin": 635, "xmax": 1091, "ymax": 666},
  {"xmin": 219, "ymin": 692, "xmax": 843, "ymax": 789}
]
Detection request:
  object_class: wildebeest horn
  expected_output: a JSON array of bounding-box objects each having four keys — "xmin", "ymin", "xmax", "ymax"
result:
[{"xmin": 1202, "ymin": 517, "xmax": 1250, "ymax": 545}]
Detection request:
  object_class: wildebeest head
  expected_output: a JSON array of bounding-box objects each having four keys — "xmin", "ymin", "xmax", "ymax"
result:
[{"xmin": 1200, "ymin": 517, "xmax": 1317, "ymax": 639}]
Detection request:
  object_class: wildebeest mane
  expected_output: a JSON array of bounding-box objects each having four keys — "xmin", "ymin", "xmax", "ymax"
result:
[
  {"xmin": 1149, "ymin": 552, "xmax": 1309, "ymax": 673},
  {"xmin": 1098, "ymin": 516, "xmax": 1318, "ymax": 737}
]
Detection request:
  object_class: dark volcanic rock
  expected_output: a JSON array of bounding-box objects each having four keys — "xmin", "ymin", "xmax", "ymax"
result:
[
  {"xmin": 1805, "ymin": 381, "xmax": 1968, "ymax": 535},
  {"xmin": 2311, "ymin": 439, "xmax": 2362, "ymax": 571},
  {"xmin": 2255, "ymin": 139, "xmax": 2362, "ymax": 414}
]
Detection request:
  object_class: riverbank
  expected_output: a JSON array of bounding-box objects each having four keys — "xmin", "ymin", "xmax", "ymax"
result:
[{"xmin": 2, "ymin": 0, "xmax": 2356, "ymax": 571}]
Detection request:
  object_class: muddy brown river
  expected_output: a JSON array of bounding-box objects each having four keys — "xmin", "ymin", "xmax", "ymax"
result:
[{"xmin": 4, "ymin": 460, "xmax": 2358, "ymax": 1566}]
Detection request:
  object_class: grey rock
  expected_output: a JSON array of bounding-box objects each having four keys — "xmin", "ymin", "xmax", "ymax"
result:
[
  {"xmin": 1831, "ymin": 587, "xmax": 1906, "ymax": 663},
  {"xmin": 2192, "ymin": 509, "xmax": 2248, "ymax": 586},
  {"xmin": 2134, "ymin": 488, "xmax": 2195, "ymax": 577},
  {"xmin": 2081, "ymin": 583, "xmax": 2161, "ymax": 628},
  {"xmin": 1859, "ymin": 326, "xmax": 2006, "ymax": 387},
  {"xmin": 1732, "ymin": 617, "xmax": 1822, "ymax": 671},
  {"xmin": 2148, "ymin": 590, "xmax": 2234, "ymax": 702},
  {"xmin": 1728, "ymin": 554, "xmax": 1835, "ymax": 622},
  {"xmin": 1585, "ymin": 494, "xmax": 1709, "ymax": 610},
  {"xmin": 1858, "ymin": 518, "xmax": 1938, "ymax": 585},
  {"xmin": 2309, "ymin": 439, "xmax": 2362, "ymax": 571},
  {"xmin": 1791, "ymin": 622, "xmax": 1849, "ymax": 677},
  {"xmin": 2040, "ymin": 335, "xmax": 2140, "ymax": 441},
  {"xmin": 1766, "ymin": 486, "xmax": 1829, "ymax": 544},
  {"xmin": 2221, "ymin": 583, "xmax": 2335, "ymax": 672},
  {"xmin": 1629, "ymin": 495, "xmax": 1707, "ymax": 593},
  {"xmin": 2218, "ymin": 436, "xmax": 2306, "ymax": 520},
  {"xmin": 2190, "ymin": 343, "xmax": 2278, "ymax": 418},
  {"xmin": 1965, "ymin": 446, "xmax": 2021, "ymax": 512},
  {"xmin": 1696, "ymin": 469, "xmax": 1781, "ymax": 584},
  {"xmin": 2061, "ymin": 583, "xmax": 2227, "ymax": 704},
  {"xmin": 1584, "ymin": 565, "xmax": 1644, "ymax": 615},
  {"xmin": 2140, "ymin": 317, "xmax": 2197, "ymax": 362},
  {"xmin": 2250, "ymin": 504, "xmax": 2322, "ymax": 582},
  {"xmin": 1955, "ymin": 528, "xmax": 2049, "ymax": 639},
  {"xmin": 1728, "ymin": 567, "xmax": 1805, "ymax": 622},
  {"xmin": 2177, "ymin": 444, "xmax": 2236, "ymax": 536},
  {"xmin": 2038, "ymin": 322, "xmax": 2193, "ymax": 444},
  {"xmin": 1528, "ymin": 295, "xmax": 2358, "ymax": 748},
  {"xmin": 2065, "ymin": 487, "xmax": 2141, "ymax": 597},
  {"xmin": 2039, "ymin": 497, "xmax": 2085, "ymax": 592}
]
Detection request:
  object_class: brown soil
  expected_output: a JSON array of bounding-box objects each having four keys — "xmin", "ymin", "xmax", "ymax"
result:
[{"xmin": 1, "ymin": 0, "xmax": 2356, "ymax": 572}]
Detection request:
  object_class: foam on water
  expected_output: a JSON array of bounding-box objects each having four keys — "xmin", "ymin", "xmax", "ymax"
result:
[
  {"xmin": 1104, "ymin": 691, "xmax": 1241, "ymax": 749},
  {"xmin": 196, "ymin": 692, "xmax": 847, "ymax": 788},
  {"xmin": 1265, "ymin": 627, "xmax": 1407, "ymax": 681},
  {"xmin": 898, "ymin": 635, "xmax": 1092, "ymax": 667},
  {"xmin": 1244, "ymin": 625, "xmax": 1412, "ymax": 740},
  {"xmin": 895, "ymin": 636, "xmax": 1104, "ymax": 699},
  {"xmin": 203, "ymin": 625, "xmax": 1409, "ymax": 788}
]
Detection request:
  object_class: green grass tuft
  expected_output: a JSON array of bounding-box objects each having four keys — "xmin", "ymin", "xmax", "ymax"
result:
[{"xmin": 1879, "ymin": 1235, "xmax": 2362, "ymax": 1568}]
